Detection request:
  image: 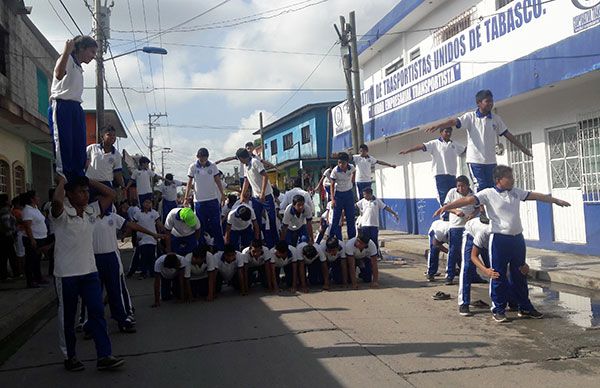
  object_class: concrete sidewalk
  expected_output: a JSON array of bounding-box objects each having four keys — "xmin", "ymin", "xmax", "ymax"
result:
[{"xmin": 379, "ymin": 230, "xmax": 600, "ymax": 291}]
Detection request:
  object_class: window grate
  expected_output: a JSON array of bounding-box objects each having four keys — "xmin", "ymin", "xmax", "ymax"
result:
[
  {"xmin": 548, "ymin": 126, "xmax": 581, "ymax": 189},
  {"xmin": 508, "ymin": 132, "xmax": 535, "ymax": 190},
  {"xmin": 433, "ymin": 7, "xmax": 476, "ymax": 45},
  {"xmin": 578, "ymin": 111, "xmax": 600, "ymax": 203},
  {"xmin": 13, "ymin": 165, "xmax": 25, "ymax": 194},
  {"xmin": 0, "ymin": 160, "xmax": 9, "ymax": 194}
]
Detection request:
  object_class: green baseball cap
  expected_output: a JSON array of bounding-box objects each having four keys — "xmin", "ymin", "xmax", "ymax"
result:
[{"xmin": 179, "ymin": 208, "xmax": 197, "ymax": 228}]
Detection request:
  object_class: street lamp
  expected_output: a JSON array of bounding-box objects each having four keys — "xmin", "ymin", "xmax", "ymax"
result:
[
  {"xmin": 161, "ymin": 147, "xmax": 173, "ymax": 177},
  {"xmin": 96, "ymin": 46, "xmax": 168, "ymax": 142}
]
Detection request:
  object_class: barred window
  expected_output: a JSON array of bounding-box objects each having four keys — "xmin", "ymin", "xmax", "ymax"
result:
[
  {"xmin": 283, "ymin": 133, "xmax": 294, "ymax": 150},
  {"xmin": 385, "ymin": 58, "xmax": 404, "ymax": 76},
  {"xmin": 13, "ymin": 164, "xmax": 25, "ymax": 194},
  {"xmin": 578, "ymin": 112, "xmax": 600, "ymax": 202},
  {"xmin": 508, "ymin": 133, "xmax": 535, "ymax": 190},
  {"xmin": 548, "ymin": 126, "xmax": 580, "ymax": 189},
  {"xmin": 0, "ymin": 160, "xmax": 9, "ymax": 194},
  {"xmin": 433, "ymin": 7, "xmax": 475, "ymax": 45},
  {"xmin": 270, "ymin": 139, "xmax": 278, "ymax": 155}
]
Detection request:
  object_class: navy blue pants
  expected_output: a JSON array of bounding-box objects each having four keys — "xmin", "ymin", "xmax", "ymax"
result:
[
  {"xmin": 329, "ymin": 258, "xmax": 346, "ymax": 284},
  {"xmin": 356, "ymin": 181, "xmax": 371, "ymax": 199},
  {"xmin": 447, "ymin": 228, "xmax": 464, "ymax": 280},
  {"xmin": 230, "ymin": 226, "xmax": 254, "ymax": 251},
  {"xmin": 307, "ymin": 260, "xmax": 324, "ymax": 285},
  {"xmin": 94, "ymin": 252, "xmax": 128, "ymax": 324},
  {"xmin": 55, "ymin": 272, "xmax": 111, "ymax": 359},
  {"xmin": 247, "ymin": 265, "xmax": 269, "ymax": 288},
  {"xmin": 162, "ymin": 200, "xmax": 177, "ymax": 223},
  {"xmin": 360, "ymin": 226, "xmax": 379, "ymax": 249},
  {"xmin": 285, "ymin": 225, "xmax": 308, "ymax": 247},
  {"xmin": 171, "ymin": 233, "xmax": 198, "ymax": 256},
  {"xmin": 251, "ymin": 194, "xmax": 278, "ymax": 248},
  {"xmin": 355, "ymin": 257, "xmax": 373, "ymax": 283},
  {"xmin": 490, "ymin": 233, "xmax": 534, "ymax": 314},
  {"xmin": 468, "ymin": 163, "xmax": 496, "ymax": 192},
  {"xmin": 121, "ymin": 274, "xmax": 134, "ymax": 316},
  {"xmin": 195, "ymin": 199, "xmax": 224, "ymax": 250},
  {"xmin": 331, "ymin": 190, "xmax": 356, "ymax": 240},
  {"xmin": 279, "ymin": 263, "xmax": 295, "ymax": 288},
  {"xmin": 435, "ymin": 174, "xmax": 455, "ymax": 221},
  {"xmin": 324, "ymin": 186, "xmax": 331, "ymax": 201},
  {"xmin": 137, "ymin": 244, "xmax": 157, "ymax": 277},
  {"xmin": 316, "ymin": 219, "xmax": 328, "ymax": 244},
  {"xmin": 427, "ymin": 230, "xmax": 441, "ymax": 276},
  {"xmin": 49, "ymin": 100, "xmax": 86, "ymax": 182},
  {"xmin": 160, "ymin": 274, "xmax": 182, "ymax": 301},
  {"xmin": 458, "ymin": 234, "xmax": 489, "ymax": 307}
]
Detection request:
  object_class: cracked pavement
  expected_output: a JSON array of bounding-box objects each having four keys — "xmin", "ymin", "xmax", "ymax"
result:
[{"xmin": 1, "ymin": 252, "xmax": 599, "ymax": 387}]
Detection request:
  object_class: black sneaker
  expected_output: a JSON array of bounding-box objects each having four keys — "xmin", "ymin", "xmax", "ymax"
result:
[
  {"xmin": 97, "ymin": 356, "xmax": 125, "ymax": 371},
  {"xmin": 119, "ymin": 321, "xmax": 137, "ymax": 333},
  {"xmin": 493, "ymin": 312, "xmax": 509, "ymax": 323},
  {"xmin": 459, "ymin": 304, "xmax": 473, "ymax": 317},
  {"xmin": 518, "ymin": 309, "xmax": 544, "ymax": 319},
  {"xmin": 471, "ymin": 300, "xmax": 490, "ymax": 308},
  {"xmin": 427, "ymin": 274, "xmax": 435, "ymax": 282},
  {"xmin": 444, "ymin": 278, "xmax": 454, "ymax": 286},
  {"xmin": 64, "ymin": 357, "xmax": 85, "ymax": 372}
]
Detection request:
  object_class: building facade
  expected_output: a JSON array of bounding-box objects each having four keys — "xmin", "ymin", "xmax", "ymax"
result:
[
  {"xmin": 0, "ymin": 1, "xmax": 57, "ymax": 200},
  {"xmin": 333, "ymin": 0, "xmax": 600, "ymax": 255}
]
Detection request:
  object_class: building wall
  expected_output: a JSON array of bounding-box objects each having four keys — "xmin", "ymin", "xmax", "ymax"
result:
[{"xmin": 0, "ymin": 128, "xmax": 28, "ymax": 197}]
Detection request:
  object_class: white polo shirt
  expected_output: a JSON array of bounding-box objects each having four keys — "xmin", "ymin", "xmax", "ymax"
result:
[
  {"xmin": 279, "ymin": 187, "xmax": 314, "ymax": 216},
  {"xmin": 445, "ymin": 188, "xmax": 477, "ymax": 228},
  {"xmin": 159, "ymin": 180, "xmax": 183, "ymax": 202},
  {"xmin": 356, "ymin": 198, "xmax": 386, "ymax": 227},
  {"xmin": 187, "ymin": 161, "xmax": 220, "ymax": 202},
  {"xmin": 456, "ymin": 110, "xmax": 508, "ymax": 164},
  {"xmin": 282, "ymin": 204, "xmax": 312, "ymax": 231},
  {"xmin": 164, "ymin": 208, "xmax": 201, "ymax": 237},
  {"xmin": 183, "ymin": 252, "xmax": 214, "ymax": 280},
  {"xmin": 134, "ymin": 209, "xmax": 159, "ymax": 245},
  {"xmin": 241, "ymin": 245, "xmax": 271, "ymax": 267},
  {"xmin": 345, "ymin": 237, "xmax": 377, "ymax": 259},
  {"xmin": 52, "ymin": 199, "xmax": 99, "ymax": 277},
  {"xmin": 92, "ymin": 210, "xmax": 127, "ymax": 255},
  {"xmin": 154, "ymin": 254, "xmax": 187, "ymax": 280},
  {"xmin": 297, "ymin": 242, "xmax": 326, "ymax": 264},
  {"xmin": 428, "ymin": 220, "xmax": 450, "ymax": 243},
  {"xmin": 86, "ymin": 143, "xmax": 123, "ymax": 182},
  {"xmin": 475, "ymin": 186, "xmax": 530, "ymax": 235},
  {"xmin": 50, "ymin": 55, "xmax": 83, "ymax": 102},
  {"xmin": 131, "ymin": 169, "xmax": 156, "ymax": 196},
  {"xmin": 22, "ymin": 205, "xmax": 48, "ymax": 239},
  {"xmin": 322, "ymin": 168, "xmax": 332, "ymax": 187},
  {"xmin": 329, "ymin": 164, "xmax": 356, "ymax": 192},
  {"xmin": 353, "ymin": 155, "xmax": 377, "ymax": 183},
  {"xmin": 464, "ymin": 218, "xmax": 492, "ymax": 249},
  {"xmin": 212, "ymin": 251, "xmax": 245, "ymax": 281},
  {"xmin": 269, "ymin": 245, "xmax": 300, "ymax": 267},
  {"xmin": 244, "ymin": 158, "xmax": 273, "ymax": 198},
  {"xmin": 319, "ymin": 240, "xmax": 346, "ymax": 262},
  {"xmin": 422, "ymin": 138, "xmax": 465, "ymax": 176},
  {"xmin": 227, "ymin": 203, "xmax": 256, "ymax": 231}
]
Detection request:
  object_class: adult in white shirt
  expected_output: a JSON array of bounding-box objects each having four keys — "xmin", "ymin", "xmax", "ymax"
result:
[
  {"xmin": 329, "ymin": 152, "xmax": 357, "ymax": 240},
  {"xmin": 152, "ymin": 253, "xmax": 189, "ymax": 306},
  {"xmin": 426, "ymin": 219, "xmax": 450, "ymax": 281},
  {"xmin": 321, "ymin": 236, "xmax": 347, "ymax": 287},
  {"xmin": 86, "ymin": 126, "xmax": 125, "ymax": 199},
  {"xmin": 297, "ymin": 242, "xmax": 327, "ymax": 291},
  {"xmin": 280, "ymin": 195, "xmax": 314, "ymax": 246},
  {"xmin": 345, "ymin": 235, "xmax": 379, "ymax": 289},
  {"xmin": 425, "ymin": 89, "xmax": 531, "ymax": 191},
  {"xmin": 164, "ymin": 207, "xmax": 201, "ymax": 256},
  {"xmin": 21, "ymin": 190, "xmax": 50, "ymax": 288},
  {"xmin": 158, "ymin": 173, "xmax": 185, "ymax": 223},
  {"xmin": 185, "ymin": 148, "xmax": 226, "ymax": 251},
  {"xmin": 399, "ymin": 127, "xmax": 466, "ymax": 208},
  {"xmin": 351, "ymin": 144, "xmax": 396, "ymax": 199},
  {"xmin": 224, "ymin": 202, "xmax": 260, "ymax": 251},
  {"xmin": 50, "ymin": 36, "xmax": 98, "ymax": 184},
  {"xmin": 209, "ymin": 245, "xmax": 248, "ymax": 298},
  {"xmin": 241, "ymin": 240, "xmax": 274, "ymax": 291},
  {"xmin": 51, "ymin": 175, "xmax": 123, "ymax": 371}
]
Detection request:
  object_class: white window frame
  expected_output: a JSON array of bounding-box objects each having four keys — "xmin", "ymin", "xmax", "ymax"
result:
[
  {"xmin": 577, "ymin": 111, "xmax": 600, "ymax": 203},
  {"xmin": 547, "ymin": 124, "xmax": 581, "ymax": 190},
  {"xmin": 507, "ymin": 132, "xmax": 535, "ymax": 190}
]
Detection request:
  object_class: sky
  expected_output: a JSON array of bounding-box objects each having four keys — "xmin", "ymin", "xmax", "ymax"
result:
[{"xmin": 29, "ymin": 0, "xmax": 396, "ymax": 180}]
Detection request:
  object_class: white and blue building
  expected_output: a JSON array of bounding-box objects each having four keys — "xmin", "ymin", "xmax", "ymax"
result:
[{"xmin": 332, "ymin": 0, "xmax": 600, "ymax": 255}]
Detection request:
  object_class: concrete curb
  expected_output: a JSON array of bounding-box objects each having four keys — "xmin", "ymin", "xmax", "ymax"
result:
[{"xmin": 0, "ymin": 287, "xmax": 56, "ymax": 346}]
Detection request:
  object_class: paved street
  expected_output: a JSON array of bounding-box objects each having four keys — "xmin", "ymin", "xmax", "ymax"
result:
[{"xmin": 1, "ymin": 251, "xmax": 600, "ymax": 387}]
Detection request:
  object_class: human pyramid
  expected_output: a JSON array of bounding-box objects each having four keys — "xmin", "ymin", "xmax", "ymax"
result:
[{"xmin": 44, "ymin": 36, "xmax": 571, "ymax": 372}]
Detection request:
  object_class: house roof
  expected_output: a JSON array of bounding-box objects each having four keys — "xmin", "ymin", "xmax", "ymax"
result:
[{"xmin": 253, "ymin": 101, "xmax": 343, "ymax": 135}]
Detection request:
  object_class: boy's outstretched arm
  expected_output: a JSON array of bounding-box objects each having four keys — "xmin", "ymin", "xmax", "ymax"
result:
[
  {"xmin": 526, "ymin": 192, "xmax": 570, "ymax": 207},
  {"xmin": 433, "ymin": 196, "xmax": 477, "ymax": 217}
]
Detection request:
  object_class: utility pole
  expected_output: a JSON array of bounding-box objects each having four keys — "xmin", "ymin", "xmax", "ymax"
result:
[
  {"xmin": 148, "ymin": 112, "xmax": 167, "ymax": 169},
  {"xmin": 348, "ymin": 11, "xmax": 365, "ymax": 146},
  {"xmin": 335, "ymin": 16, "xmax": 359, "ymax": 153},
  {"xmin": 161, "ymin": 148, "xmax": 172, "ymax": 177},
  {"xmin": 94, "ymin": 0, "xmax": 107, "ymax": 141}
]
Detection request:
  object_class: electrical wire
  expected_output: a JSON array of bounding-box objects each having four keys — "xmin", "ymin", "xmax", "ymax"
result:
[
  {"xmin": 58, "ymin": 0, "xmax": 84, "ymax": 35},
  {"xmin": 48, "ymin": 0, "xmax": 75, "ymax": 36}
]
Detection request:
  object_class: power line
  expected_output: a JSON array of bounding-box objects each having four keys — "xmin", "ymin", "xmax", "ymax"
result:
[
  {"xmin": 104, "ymin": 80, "xmax": 146, "ymax": 155},
  {"xmin": 58, "ymin": 0, "xmax": 84, "ymax": 35},
  {"xmin": 83, "ymin": 86, "xmax": 346, "ymax": 92},
  {"xmin": 126, "ymin": 0, "xmax": 151, "ymax": 114},
  {"xmin": 141, "ymin": 0, "xmax": 159, "ymax": 111},
  {"xmin": 156, "ymin": 0, "xmax": 172, "ymax": 149},
  {"xmin": 48, "ymin": 0, "xmax": 75, "ymax": 36}
]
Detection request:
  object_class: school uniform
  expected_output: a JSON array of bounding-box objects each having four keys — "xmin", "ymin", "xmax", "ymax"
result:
[
  {"xmin": 268, "ymin": 245, "xmax": 300, "ymax": 287},
  {"xmin": 315, "ymin": 202, "xmax": 332, "ymax": 244},
  {"xmin": 319, "ymin": 241, "xmax": 346, "ymax": 284},
  {"xmin": 456, "ymin": 110, "xmax": 508, "ymax": 191},
  {"xmin": 352, "ymin": 155, "xmax": 376, "ymax": 198},
  {"xmin": 154, "ymin": 254, "xmax": 188, "ymax": 300},
  {"xmin": 244, "ymin": 158, "xmax": 278, "ymax": 248},
  {"xmin": 52, "ymin": 199, "xmax": 112, "ymax": 361},
  {"xmin": 227, "ymin": 202, "xmax": 256, "ymax": 250},
  {"xmin": 330, "ymin": 164, "xmax": 356, "ymax": 240},
  {"xmin": 444, "ymin": 188, "xmax": 477, "ymax": 281},
  {"xmin": 297, "ymin": 242, "xmax": 326, "ymax": 285},
  {"xmin": 458, "ymin": 218, "xmax": 491, "ymax": 308},
  {"xmin": 131, "ymin": 169, "xmax": 157, "ymax": 204},
  {"xmin": 86, "ymin": 143, "xmax": 122, "ymax": 201},
  {"xmin": 158, "ymin": 180, "xmax": 183, "ymax": 223},
  {"xmin": 22, "ymin": 205, "xmax": 48, "ymax": 287},
  {"xmin": 322, "ymin": 168, "xmax": 332, "ymax": 201},
  {"xmin": 427, "ymin": 220, "xmax": 450, "ymax": 277},
  {"xmin": 422, "ymin": 138, "xmax": 465, "ymax": 205},
  {"xmin": 164, "ymin": 208, "xmax": 201, "ymax": 256},
  {"xmin": 183, "ymin": 252, "xmax": 215, "ymax": 297},
  {"xmin": 475, "ymin": 186, "xmax": 535, "ymax": 315},
  {"xmin": 356, "ymin": 197, "xmax": 387, "ymax": 249},
  {"xmin": 279, "ymin": 188, "xmax": 315, "ymax": 216},
  {"xmin": 241, "ymin": 245, "xmax": 271, "ymax": 287},
  {"xmin": 345, "ymin": 237, "xmax": 377, "ymax": 283},
  {"xmin": 188, "ymin": 161, "xmax": 224, "ymax": 250},
  {"xmin": 133, "ymin": 209, "xmax": 160, "ymax": 276},
  {"xmin": 49, "ymin": 54, "xmax": 86, "ymax": 182},
  {"xmin": 212, "ymin": 251, "xmax": 246, "ymax": 289},
  {"xmin": 92, "ymin": 209, "xmax": 133, "ymax": 328},
  {"xmin": 281, "ymin": 204, "xmax": 312, "ymax": 246}
]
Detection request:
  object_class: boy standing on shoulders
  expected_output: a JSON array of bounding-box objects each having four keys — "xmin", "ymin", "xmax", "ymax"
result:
[
  {"xmin": 355, "ymin": 187, "xmax": 398, "ymax": 251},
  {"xmin": 435, "ymin": 165, "xmax": 570, "ymax": 322},
  {"xmin": 330, "ymin": 152, "xmax": 356, "ymax": 240}
]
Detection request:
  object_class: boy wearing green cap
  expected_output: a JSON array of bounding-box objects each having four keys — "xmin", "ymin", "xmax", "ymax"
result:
[{"xmin": 164, "ymin": 207, "xmax": 201, "ymax": 256}]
